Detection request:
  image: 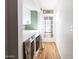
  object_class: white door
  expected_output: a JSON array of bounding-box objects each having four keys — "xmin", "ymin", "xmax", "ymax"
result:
[{"xmin": 44, "ymin": 16, "xmax": 53, "ymax": 38}]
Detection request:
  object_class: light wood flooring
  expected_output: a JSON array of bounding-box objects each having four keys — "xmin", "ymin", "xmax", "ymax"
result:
[{"xmin": 35, "ymin": 42, "xmax": 61, "ymax": 59}]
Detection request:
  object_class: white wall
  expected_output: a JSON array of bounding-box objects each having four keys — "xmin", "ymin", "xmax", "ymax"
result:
[
  {"xmin": 56, "ymin": 0, "xmax": 73, "ymax": 59},
  {"xmin": 18, "ymin": 0, "xmax": 23, "ymax": 59}
]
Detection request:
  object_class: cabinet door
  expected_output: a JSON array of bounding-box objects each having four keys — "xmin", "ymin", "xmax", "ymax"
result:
[
  {"xmin": 25, "ymin": 39, "xmax": 31, "ymax": 59},
  {"xmin": 24, "ymin": 11, "xmax": 38, "ymax": 30}
]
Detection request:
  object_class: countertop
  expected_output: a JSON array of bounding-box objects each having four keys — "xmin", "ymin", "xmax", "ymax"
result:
[{"xmin": 23, "ymin": 30, "xmax": 40, "ymax": 42}]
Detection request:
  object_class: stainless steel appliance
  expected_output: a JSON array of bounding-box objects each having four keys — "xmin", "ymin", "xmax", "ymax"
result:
[{"xmin": 23, "ymin": 33, "xmax": 42, "ymax": 59}]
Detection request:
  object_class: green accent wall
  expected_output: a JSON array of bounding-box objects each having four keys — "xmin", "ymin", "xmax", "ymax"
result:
[{"xmin": 24, "ymin": 11, "xmax": 38, "ymax": 30}]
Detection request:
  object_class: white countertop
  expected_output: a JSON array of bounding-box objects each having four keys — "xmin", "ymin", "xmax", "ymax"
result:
[{"xmin": 23, "ymin": 30, "xmax": 40, "ymax": 42}]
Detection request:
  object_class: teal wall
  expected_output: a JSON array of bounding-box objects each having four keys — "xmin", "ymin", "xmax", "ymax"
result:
[{"xmin": 24, "ymin": 11, "xmax": 38, "ymax": 30}]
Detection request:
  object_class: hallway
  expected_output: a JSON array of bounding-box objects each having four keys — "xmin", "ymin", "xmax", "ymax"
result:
[{"xmin": 35, "ymin": 42, "xmax": 61, "ymax": 59}]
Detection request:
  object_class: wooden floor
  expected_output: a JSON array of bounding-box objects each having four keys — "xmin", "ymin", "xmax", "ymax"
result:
[{"xmin": 35, "ymin": 42, "xmax": 61, "ymax": 59}]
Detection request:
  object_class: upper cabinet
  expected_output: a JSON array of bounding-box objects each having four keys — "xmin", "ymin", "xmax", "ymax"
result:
[{"xmin": 24, "ymin": 11, "xmax": 38, "ymax": 30}]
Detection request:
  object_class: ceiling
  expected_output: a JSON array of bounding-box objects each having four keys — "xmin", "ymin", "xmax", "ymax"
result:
[
  {"xmin": 23, "ymin": 0, "xmax": 59, "ymax": 10},
  {"xmin": 33, "ymin": 0, "xmax": 59, "ymax": 10},
  {"xmin": 23, "ymin": 0, "xmax": 39, "ymax": 10}
]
